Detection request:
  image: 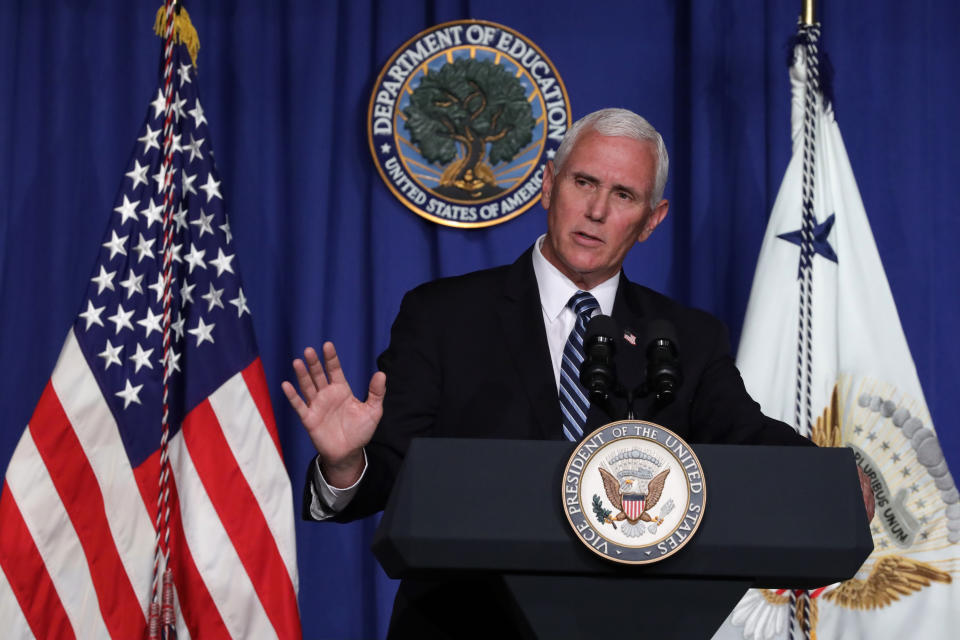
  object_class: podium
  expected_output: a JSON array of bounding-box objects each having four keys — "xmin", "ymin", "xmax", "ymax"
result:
[{"xmin": 372, "ymin": 438, "xmax": 873, "ymax": 639}]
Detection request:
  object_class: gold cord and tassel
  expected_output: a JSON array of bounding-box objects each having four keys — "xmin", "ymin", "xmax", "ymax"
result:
[{"xmin": 154, "ymin": 5, "xmax": 200, "ymax": 68}]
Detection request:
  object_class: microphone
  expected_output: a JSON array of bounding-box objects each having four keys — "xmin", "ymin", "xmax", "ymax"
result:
[
  {"xmin": 580, "ymin": 314, "xmax": 619, "ymax": 403},
  {"xmin": 644, "ymin": 319, "xmax": 683, "ymax": 403}
]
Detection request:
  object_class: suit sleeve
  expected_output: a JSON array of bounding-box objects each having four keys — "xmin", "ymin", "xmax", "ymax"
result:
[
  {"xmin": 301, "ymin": 452, "xmax": 368, "ymax": 521},
  {"xmin": 688, "ymin": 318, "xmax": 813, "ymax": 447},
  {"xmin": 314, "ymin": 286, "xmax": 444, "ymax": 522}
]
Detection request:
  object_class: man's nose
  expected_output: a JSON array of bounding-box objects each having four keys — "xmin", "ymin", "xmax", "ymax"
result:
[{"xmin": 585, "ymin": 192, "xmax": 609, "ymax": 221}]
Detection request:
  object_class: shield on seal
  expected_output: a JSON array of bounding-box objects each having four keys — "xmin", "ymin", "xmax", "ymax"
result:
[{"xmin": 622, "ymin": 493, "xmax": 646, "ymax": 520}]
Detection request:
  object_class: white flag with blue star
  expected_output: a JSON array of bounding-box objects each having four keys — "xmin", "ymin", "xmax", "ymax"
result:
[{"xmin": 714, "ymin": 27, "xmax": 960, "ymax": 640}]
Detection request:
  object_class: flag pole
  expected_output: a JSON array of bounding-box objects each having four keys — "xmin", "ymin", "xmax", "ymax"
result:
[
  {"xmin": 801, "ymin": 0, "xmax": 816, "ymax": 26},
  {"xmin": 793, "ymin": 5, "xmax": 820, "ymax": 639}
]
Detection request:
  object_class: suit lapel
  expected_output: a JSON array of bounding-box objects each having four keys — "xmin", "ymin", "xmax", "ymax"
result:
[{"xmin": 496, "ymin": 249, "xmax": 563, "ymax": 440}]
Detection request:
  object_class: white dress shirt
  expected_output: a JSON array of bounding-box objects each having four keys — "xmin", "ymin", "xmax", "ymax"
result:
[
  {"xmin": 308, "ymin": 236, "xmax": 621, "ymax": 518},
  {"xmin": 530, "ymin": 234, "xmax": 619, "ymax": 390}
]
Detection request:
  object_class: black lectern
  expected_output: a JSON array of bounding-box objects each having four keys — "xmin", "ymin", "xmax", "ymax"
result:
[{"xmin": 372, "ymin": 438, "xmax": 872, "ymax": 639}]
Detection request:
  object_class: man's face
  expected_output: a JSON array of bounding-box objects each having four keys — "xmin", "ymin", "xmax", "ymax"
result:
[{"xmin": 540, "ymin": 129, "xmax": 669, "ymax": 290}]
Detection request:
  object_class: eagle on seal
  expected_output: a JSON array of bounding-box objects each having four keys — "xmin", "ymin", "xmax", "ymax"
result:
[{"xmin": 598, "ymin": 466, "xmax": 670, "ymax": 525}]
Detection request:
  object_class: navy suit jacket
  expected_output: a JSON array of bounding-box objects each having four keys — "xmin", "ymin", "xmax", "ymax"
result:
[
  {"xmin": 304, "ymin": 246, "xmax": 808, "ymax": 523},
  {"xmin": 302, "ymin": 246, "xmax": 811, "ymax": 638}
]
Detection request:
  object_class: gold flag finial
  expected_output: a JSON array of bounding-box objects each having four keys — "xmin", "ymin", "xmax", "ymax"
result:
[
  {"xmin": 154, "ymin": 4, "xmax": 200, "ymax": 68},
  {"xmin": 801, "ymin": 0, "xmax": 817, "ymax": 26}
]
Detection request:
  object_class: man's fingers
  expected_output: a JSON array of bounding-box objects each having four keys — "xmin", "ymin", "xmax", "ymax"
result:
[
  {"xmin": 366, "ymin": 371, "xmax": 386, "ymax": 411},
  {"xmin": 858, "ymin": 467, "xmax": 876, "ymax": 521},
  {"xmin": 292, "ymin": 358, "xmax": 317, "ymax": 402},
  {"xmin": 304, "ymin": 347, "xmax": 329, "ymax": 391},
  {"xmin": 322, "ymin": 341, "xmax": 349, "ymax": 386},
  {"xmin": 281, "ymin": 380, "xmax": 308, "ymax": 421}
]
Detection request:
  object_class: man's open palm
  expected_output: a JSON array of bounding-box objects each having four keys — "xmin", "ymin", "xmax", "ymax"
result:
[{"xmin": 282, "ymin": 342, "xmax": 385, "ymax": 487}]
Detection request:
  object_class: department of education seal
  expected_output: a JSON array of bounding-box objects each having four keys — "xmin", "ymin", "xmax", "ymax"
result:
[
  {"xmin": 562, "ymin": 420, "xmax": 707, "ymax": 565},
  {"xmin": 368, "ymin": 19, "xmax": 571, "ymax": 228}
]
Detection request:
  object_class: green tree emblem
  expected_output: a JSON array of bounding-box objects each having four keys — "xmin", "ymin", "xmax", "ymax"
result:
[{"xmin": 404, "ymin": 57, "xmax": 536, "ymax": 199}]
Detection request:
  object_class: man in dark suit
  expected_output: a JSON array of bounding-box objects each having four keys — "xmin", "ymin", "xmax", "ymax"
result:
[{"xmin": 283, "ymin": 108, "xmax": 814, "ymax": 636}]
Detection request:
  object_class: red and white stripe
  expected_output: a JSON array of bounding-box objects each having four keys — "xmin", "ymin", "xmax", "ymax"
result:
[
  {"xmin": 0, "ymin": 329, "xmax": 301, "ymax": 639},
  {"xmin": 623, "ymin": 495, "xmax": 645, "ymax": 521}
]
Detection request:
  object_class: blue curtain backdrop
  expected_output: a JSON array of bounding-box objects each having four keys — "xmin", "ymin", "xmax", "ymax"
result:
[{"xmin": 2, "ymin": 1, "xmax": 958, "ymax": 638}]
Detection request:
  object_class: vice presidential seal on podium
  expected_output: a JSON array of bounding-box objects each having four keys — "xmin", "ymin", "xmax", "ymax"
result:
[
  {"xmin": 368, "ymin": 19, "xmax": 571, "ymax": 228},
  {"xmin": 560, "ymin": 316, "xmax": 707, "ymax": 564},
  {"xmin": 563, "ymin": 420, "xmax": 707, "ymax": 565}
]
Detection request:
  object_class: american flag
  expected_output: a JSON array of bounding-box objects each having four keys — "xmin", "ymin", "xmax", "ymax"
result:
[{"xmin": 0, "ymin": 11, "xmax": 301, "ymax": 640}]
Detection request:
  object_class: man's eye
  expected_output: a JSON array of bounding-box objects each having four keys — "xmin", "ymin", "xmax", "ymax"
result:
[
  {"xmin": 615, "ymin": 191, "xmax": 633, "ymax": 201},
  {"xmin": 574, "ymin": 177, "xmax": 590, "ymax": 187}
]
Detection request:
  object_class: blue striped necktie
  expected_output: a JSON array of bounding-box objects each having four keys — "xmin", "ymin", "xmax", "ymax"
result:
[{"xmin": 559, "ymin": 291, "xmax": 600, "ymax": 441}]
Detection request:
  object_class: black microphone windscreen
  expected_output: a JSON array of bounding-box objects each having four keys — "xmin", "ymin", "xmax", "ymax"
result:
[
  {"xmin": 585, "ymin": 314, "xmax": 619, "ymax": 341},
  {"xmin": 644, "ymin": 318, "xmax": 679, "ymax": 348}
]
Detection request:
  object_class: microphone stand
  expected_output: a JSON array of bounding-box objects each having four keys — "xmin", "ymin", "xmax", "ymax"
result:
[
  {"xmin": 594, "ymin": 378, "xmax": 677, "ymax": 422},
  {"xmin": 613, "ymin": 383, "xmax": 646, "ymax": 421},
  {"xmin": 588, "ymin": 382, "xmax": 645, "ymax": 421}
]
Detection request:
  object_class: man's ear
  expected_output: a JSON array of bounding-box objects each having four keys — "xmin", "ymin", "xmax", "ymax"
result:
[
  {"xmin": 637, "ymin": 199, "xmax": 669, "ymax": 242},
  {"xmin": 541, "ymin": 160, "xmax": 556, "ymax": 210}
]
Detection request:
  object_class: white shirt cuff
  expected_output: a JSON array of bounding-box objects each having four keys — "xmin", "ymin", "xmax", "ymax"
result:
[{"xmin": 307, "ymin": 449, "xmax": 368, "ymax": 520}]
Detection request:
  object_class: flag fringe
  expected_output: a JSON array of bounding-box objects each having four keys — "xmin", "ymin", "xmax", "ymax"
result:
[{"xmin": 154, "ymin": 5, "xmax": 200, "ymax": 68}]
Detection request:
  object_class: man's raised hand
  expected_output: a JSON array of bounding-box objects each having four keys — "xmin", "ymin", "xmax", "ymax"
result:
[{"xmin": 281, "ymin": 342, "xmax": 386, "ymax": 488}]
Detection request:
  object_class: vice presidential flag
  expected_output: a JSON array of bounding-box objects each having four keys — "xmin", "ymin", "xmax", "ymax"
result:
[
  {"xmin": 0, "ymin": 6, "xmax": 302, "ymax": 638},
  {"xmin": 714, "ymin": 23, "xmax": 959, "ymax": 640}
]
